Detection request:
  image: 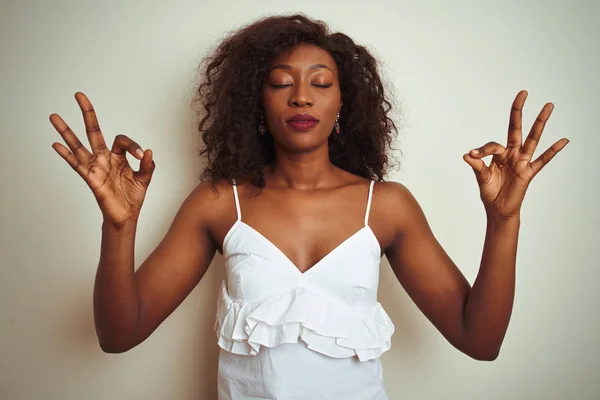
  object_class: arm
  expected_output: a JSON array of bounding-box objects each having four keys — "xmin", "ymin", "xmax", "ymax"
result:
[
  {"xmin": 95, "ymin": 181, "xmax": 218, "ymax": 353},
  {"xmin": 463, "ymin": 214, "xmax": 520, "ymax": 359},
  {"xmin": 384, "ymin": 90, "xmax": 568, "ymax": 361},
  {"xmin": 50, "ymin": 92, "xmax": 222, "ymax": 354},
  {"xmin": 384, "ymin": 184, "xmax": 518, "ymax": 361}
]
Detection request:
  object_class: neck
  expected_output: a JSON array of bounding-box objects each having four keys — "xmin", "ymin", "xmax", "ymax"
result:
[{"xmin": 267, "ymin": 146, "xmax": 338, "ymax": 190}]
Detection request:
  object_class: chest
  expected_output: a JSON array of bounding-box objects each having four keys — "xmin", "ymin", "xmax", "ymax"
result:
[{"xmin": 213, "ymin": 183, "xmax": 396, "ymax": 273}]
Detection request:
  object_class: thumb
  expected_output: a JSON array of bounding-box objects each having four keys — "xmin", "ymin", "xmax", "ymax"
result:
[
  {"xmin": 463, "ymin": 152, "xmax": 489, "ymax": 185},
  {"xmin": 135, "ymin": 149, "xmax": 156, "ymax": 186}
]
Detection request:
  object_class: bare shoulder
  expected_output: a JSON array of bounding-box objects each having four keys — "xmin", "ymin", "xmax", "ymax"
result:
[
  {"xmin": 185, "ymin": 178, "xmax": 232, "ymax": 201},
  {"xmin": 181, "ymin": 178, "xmax": 234, "ymax": 219},
  {"xmin": 373, "ymin": 180, "xmax": 411, "ymax": 197},
  {"xmin": 373, "ymin": 180, "xmax": 422, "ymax": 220},
  {"xmin": 370, "ymin": 180, "xmax": 429, "ymax": 251}
]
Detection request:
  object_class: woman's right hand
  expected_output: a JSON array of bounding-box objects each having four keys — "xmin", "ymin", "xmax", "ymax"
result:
[{"xmin": 50, "ymin": 92, "xmax": 156, "ymax": 227}]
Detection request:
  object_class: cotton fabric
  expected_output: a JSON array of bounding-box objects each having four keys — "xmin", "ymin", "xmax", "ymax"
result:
[{"xmin": 214, "ymin": 180, "xmax": 394, "ymax": 399}]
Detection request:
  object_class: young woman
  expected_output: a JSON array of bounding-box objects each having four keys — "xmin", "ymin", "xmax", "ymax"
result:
[{"xmin": 49, "ymin": 14, "xmax": 568, "ymax": 400}]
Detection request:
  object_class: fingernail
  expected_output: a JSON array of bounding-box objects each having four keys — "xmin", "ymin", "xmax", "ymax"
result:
[
  {"xmin": 470, "ymin": 149, "xmax": 480, "ymax": 154},
  {"xmin": 137, "ymin": 149, "xmax": 144, "ymax": 158}
]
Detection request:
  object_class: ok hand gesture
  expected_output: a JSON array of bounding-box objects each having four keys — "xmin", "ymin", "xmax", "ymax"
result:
[
  {"xmin": 50, "ymin": 92, "xmax": 155, "ymax": 226},
  {"xmin": 463, "ymin": 90, "xmax": 569, "ymax": 219}
]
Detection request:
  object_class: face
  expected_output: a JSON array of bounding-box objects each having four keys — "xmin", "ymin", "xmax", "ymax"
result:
[{"xmin": 262, "ymin": 43, "xmax": 341, "ymax": 152}]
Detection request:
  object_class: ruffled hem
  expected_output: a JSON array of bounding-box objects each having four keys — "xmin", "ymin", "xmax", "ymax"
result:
[{"xmin": 214, "ymin": 280, "xmax": 395, "ymax": 362}]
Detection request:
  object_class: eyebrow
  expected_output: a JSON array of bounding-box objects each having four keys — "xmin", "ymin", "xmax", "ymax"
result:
[{"xmin": 271, "ymin": 63, "xmax": 331, "ymax": 71}]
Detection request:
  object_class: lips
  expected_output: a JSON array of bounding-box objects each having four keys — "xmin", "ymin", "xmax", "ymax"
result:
[
  {"xmin": 287, "ymin": 113, "xmax": 318, "ymax": 122},
  {"xmin": 286, "ymin": 113, "xmax": 319, "ymax": 132}
]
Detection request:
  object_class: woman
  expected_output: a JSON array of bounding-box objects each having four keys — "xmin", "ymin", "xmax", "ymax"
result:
[{"xmin": 49, "ymin": 14, "xmax": 568, "ymax": 400}]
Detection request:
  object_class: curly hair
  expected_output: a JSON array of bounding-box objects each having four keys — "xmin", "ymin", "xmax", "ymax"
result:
[{"xmin": 193, "ymin": 14, "xmax": 400, "ymax": 188}]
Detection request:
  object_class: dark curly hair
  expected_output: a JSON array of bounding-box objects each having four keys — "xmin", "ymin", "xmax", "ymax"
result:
[{"xmin": 193, "ymin": 14, "xmax": 400, "ymax": 188}]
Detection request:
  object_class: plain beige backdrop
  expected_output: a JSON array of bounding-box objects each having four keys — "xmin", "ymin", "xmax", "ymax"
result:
[{"xmin": 1, "ymin": 0, "xmax": 598, "ymax": 399}]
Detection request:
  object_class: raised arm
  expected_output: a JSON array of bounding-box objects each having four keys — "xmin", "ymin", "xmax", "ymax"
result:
[
  {"xmin": 384, "ymin": 184, "xmax": 518, "ymax": 360},
  {"xmin": 95, "ymin": 183, "xmax": 217, "ymax": 353},
  {"xmin": 50, "ymin": 92, "xmax": 218, "ymax": 353},
  {"xmin": 384, "ymin": 91, "xmax": 568, "ymax": 360}
]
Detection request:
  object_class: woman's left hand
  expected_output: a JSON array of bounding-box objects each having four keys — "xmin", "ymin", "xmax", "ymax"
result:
[{"xmin": 463, "ymin": 90, "xmax": 569, "ymax": 219}]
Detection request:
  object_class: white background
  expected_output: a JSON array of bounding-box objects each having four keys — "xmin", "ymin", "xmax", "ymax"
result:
[{"xmin": 1, "ymin": 0, "xmax": 598, "ymax": 398}]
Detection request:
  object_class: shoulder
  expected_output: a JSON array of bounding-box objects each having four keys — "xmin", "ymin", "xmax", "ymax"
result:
[
  {"xmin": 373, "ymin": 180, "xmax": 415, "ymax": 207},
  {"xmin": 176, "ymin": 178, "xmax": 235, "ymax": 225},
  {"xmin": 373, "ymin": 180, "xmax": 427, "ymax": 234},
  {"xmin": 181, "ymin": 178, "xmax": 232, "ymax": 205}
]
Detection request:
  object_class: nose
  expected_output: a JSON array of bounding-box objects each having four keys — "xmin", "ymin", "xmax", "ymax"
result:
[{"xmin": 288, "ymin": 81, "xmax": 313, "ymax": 107}]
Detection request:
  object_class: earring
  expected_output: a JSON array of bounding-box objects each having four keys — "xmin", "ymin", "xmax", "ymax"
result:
[
  {"xmin": 334, "ymin": 112, "xmax": 340, "ymax": 134},
  {"xmin": 258, "ymin": 116, "xmax": 267, "ymax": 135}
]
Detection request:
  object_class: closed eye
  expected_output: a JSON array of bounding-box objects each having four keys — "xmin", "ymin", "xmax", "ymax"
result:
[{"xmin": 269, "ymin": 83, "xmax": 333, "ymax": 89}]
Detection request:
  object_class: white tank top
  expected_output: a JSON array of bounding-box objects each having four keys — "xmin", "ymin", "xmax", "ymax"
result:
[{"xmin": 214, "ymin": 180, "xmax": 395, "ymax": 399}]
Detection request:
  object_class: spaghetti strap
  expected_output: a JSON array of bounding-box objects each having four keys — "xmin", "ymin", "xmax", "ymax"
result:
[
  {"xmin": 364, "ymin": 180, "xmax": 375, "ymax": 227},
  {"xmin": 232, "ymin": 179, "xmax": 241, "ymax": 222},
  {"xmin": 216, "ymin": 175, "xmax": 395, "ymax": 382}
]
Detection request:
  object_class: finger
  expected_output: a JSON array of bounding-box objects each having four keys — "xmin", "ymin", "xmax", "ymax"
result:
[
  {"xmin": 507, "ymin": 90, "xmax": 527, "ymax": 149},
  {"xmin": 111, "ymin": 134, "xmax": 145, "ymax": 159},
  {"xmin": 49, "ymin": 113, "xmax": 92, "ymax": 160},
  {"xmin": 134, "ymin": 149, "xmax": 156, "ymax": 186},
  {"xmin": 469, "ymin": 141, "xmax": 507, "ymax": 159},
  {"xmin": 530, "ymin": 138, "xmax": 569, "ymax": 175},
  {"xmin": 75, "ymin": 92, "xmax": 109, "ymax": 155},
  {"xmin": 51, "ymin": 142, "xmax": 87, "ymax": 175},
  {"xmin": 521, "ymin": 102, "xmax": 554, "ymax": 158},
  {"xmin": 463, "ymin": 153, "xmax": 491, "ymax": 185}
]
